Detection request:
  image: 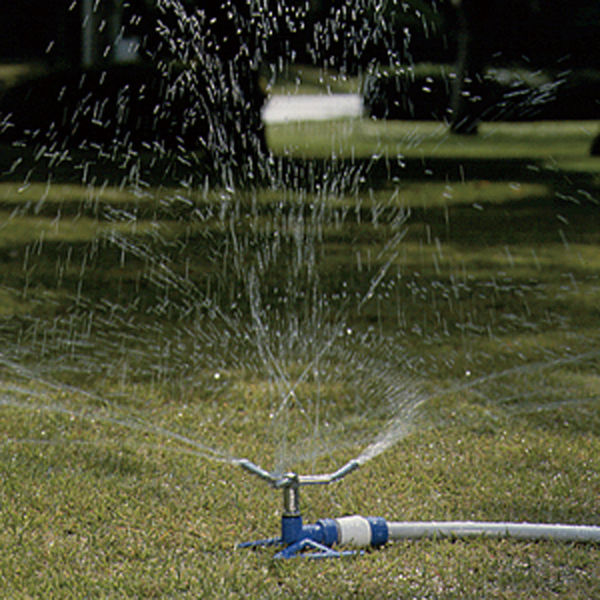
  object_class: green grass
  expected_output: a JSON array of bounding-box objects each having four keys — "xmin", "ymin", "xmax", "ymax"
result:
[
  {"xmin": 0, "ymin": 61, "xmax": 47, "ymax": 89},
  {"xmin": 1, "ymin": 114, "xmax": 600, "ymax": 597},
  {"xmin": 1, "ymin": 411, "xmax": 598, "ymax": 598},
  {"xmin": 268, "ymin": 119, "xmax": 600, "ymax": 165}
]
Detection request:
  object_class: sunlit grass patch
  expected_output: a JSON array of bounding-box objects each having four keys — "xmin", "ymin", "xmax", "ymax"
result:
[
  {"xmin": 0, "ymin": 211, "xmax": 159, "ymax": 246},
  {"xmin": 268, "ymin": 119, "xmax": 600, "ymax": 167},
  {"xmin": 394, "ymin": 180, "xmax": 552, "ymax": 208},
  {"xmin": 0, "ymin": 61, "xmax": 47, "ymax": 88},
  {"xmin": 0, "ymin": 181, "xmax": 136, "ymax": 205}
]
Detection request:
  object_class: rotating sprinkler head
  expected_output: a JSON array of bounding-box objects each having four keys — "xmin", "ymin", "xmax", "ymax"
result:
[{"xmin": 237, "ymin": 459, "xmax": 388, "ymax": 559}]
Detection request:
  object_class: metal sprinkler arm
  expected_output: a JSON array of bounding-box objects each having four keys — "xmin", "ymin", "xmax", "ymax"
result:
[
  {"xmin": 236, "ymin": 458, "xmax": 280, "ymax": 485},
  {"xmin": 296, "ymin": 460, "xmax": 360, "ymax": 486},
  {"xmin": 237, "ymin": 458, "xmax": 360, "ymax": 488}
]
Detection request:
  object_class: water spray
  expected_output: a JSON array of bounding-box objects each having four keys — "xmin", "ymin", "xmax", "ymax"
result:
[{"xmin": 238, "ymin": 459, "xmax": 600, "ymax": 559}]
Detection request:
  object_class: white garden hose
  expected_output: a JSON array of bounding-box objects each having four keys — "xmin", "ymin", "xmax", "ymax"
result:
[{"xmin": 385, "ymin": 520, "xmax": 600, "ymax": 543}]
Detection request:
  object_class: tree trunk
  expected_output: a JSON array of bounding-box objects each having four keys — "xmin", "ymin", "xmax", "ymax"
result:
[
  {"xmin": 449, "ymin": 0, "xmax": 486, "ymax": 135},
  {"xmin": 81, "ymin": 0, "xmax": 123, "ymax": 67}
]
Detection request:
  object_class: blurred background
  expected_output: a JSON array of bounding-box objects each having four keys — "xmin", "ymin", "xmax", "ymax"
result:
[{"xmin": 1, "ymin": 1, "xmax": 599, "ymax": 151}]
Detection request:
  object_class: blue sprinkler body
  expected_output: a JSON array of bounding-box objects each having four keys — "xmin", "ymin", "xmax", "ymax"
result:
[
  {"xmin": 237, "ymin": 459, "xmax": 389, "ymax": 559},
  {"xmin": 239, "ymin": 513, "xmax": 389, "ymax": 559}
]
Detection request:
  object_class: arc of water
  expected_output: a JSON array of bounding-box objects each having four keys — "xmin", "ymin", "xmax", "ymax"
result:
[
  {"xmin": 358, "ymin": 225, "xmax": 408, "ymax": 311},
  {"xmin": 0, "ymin": 353, "xmax": 239, "ymax": 464},
  {"xmin": 355, "ymin": 346, "xmax": 600, "ymax": 465}
]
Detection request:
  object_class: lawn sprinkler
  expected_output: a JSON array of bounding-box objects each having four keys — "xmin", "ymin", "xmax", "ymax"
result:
[
  {"xmin": 237, "ymin": 458, "xmax": 600, "ymax": 559},
  {"xmin": 237, "ymin": 459, "xmax": 388, "ymax": 559}
]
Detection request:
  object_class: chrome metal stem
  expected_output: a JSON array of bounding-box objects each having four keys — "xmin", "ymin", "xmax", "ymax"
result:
[{"xmin": 282, "ymin": 474, "xmax": 300, "ymax": 516}]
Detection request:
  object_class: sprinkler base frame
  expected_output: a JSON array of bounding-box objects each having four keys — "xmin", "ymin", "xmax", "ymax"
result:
[
  {"xmin": 238, "ymin": 514, "xmax": 388, "ymax": 559},
  {"xmin": 239, "ymin": 515, "xmax": 355, "ymax": 559}
]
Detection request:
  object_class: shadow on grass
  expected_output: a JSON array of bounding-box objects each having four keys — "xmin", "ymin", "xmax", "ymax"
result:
[
  {"xmin": 1, "ymin": 141, "xmax": 599, "ymax": 359},
  {"xmin": 2, "ymin": 141, "xmax": 600, "ymax": 188}
]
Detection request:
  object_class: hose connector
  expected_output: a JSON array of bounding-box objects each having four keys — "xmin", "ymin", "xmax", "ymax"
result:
[{"xmin": 335, "ymin": 516, "xmax": 389, "ymax": 548}]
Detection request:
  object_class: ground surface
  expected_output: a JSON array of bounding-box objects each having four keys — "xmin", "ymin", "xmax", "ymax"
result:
[{"xmin": 0, "ymin": 62, "xmax": 599, "ymax": 598}]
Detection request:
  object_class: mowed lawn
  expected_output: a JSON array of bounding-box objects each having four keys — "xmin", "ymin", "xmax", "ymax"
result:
[{"xmin": 1, "ymin": 113, "xmax": 599, "ymax": 598}]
